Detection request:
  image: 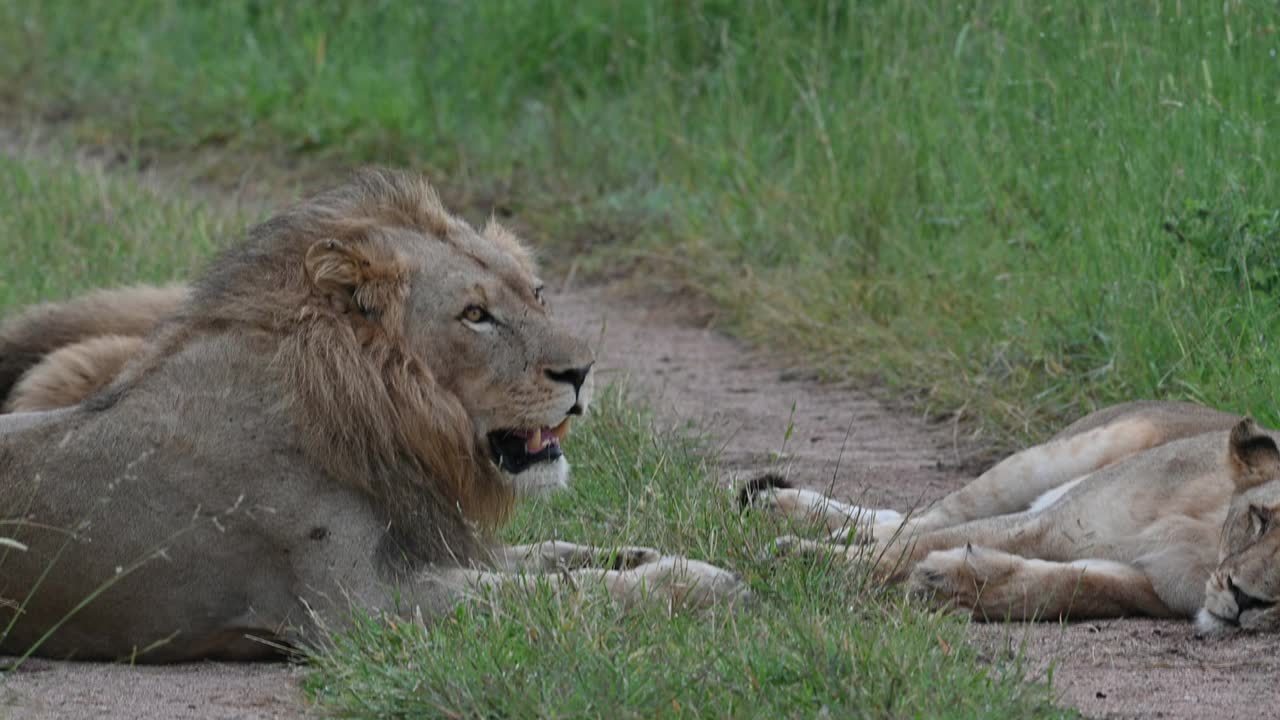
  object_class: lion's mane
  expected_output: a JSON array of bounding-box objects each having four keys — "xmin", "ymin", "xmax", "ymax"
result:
[{"xmin": 99, "ymin": 169, "xmax": 514, "ymax": 568}]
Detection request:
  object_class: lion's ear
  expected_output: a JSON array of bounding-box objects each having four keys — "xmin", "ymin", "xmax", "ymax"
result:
[
  {"xmin": 305, "ymin": 239, "xmax": 380, "ymax": 317},
  {"xmin": 1228, "ymin": 417, "xmax": 1280, "ymax": 492}
]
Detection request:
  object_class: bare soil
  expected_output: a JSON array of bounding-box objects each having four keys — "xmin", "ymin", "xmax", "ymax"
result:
[
  {"xmin": 0, "ymin": 660, "xmax": 313, "ymax": 720},
  {"xmin": 0, "ymin": 160, "xmax": 1274, "ymax": 716}
]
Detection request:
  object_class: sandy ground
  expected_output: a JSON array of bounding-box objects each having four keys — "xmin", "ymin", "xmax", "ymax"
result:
[
  {"xmin": 0, "ymin": 660, "xmax": 313, "ymax": 720},
  {"xmin": 0, "ymin": 191, "xmax": 1275, "ymax": 716}
]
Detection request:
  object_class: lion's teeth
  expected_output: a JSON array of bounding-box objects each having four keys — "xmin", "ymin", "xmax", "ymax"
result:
[
  {"xmin": 525, "ymin": 428, "xmax": 543, "ymax": 454},
  {"xmin": 549, "ymin": 418, "xmax": 571, "ymax": 440}
]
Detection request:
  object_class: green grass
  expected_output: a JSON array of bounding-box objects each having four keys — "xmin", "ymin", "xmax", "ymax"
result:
[
  {"xmin": 3, "ymin": 1, "xmax": 1279, "ymax": 442},
  {"xmin": 305, "ymin": 388, "xmax": 1067, "ymax": 719},
  {"xmin": 0, "ymin": 152, "xmax": 239, "ymax": 308}
]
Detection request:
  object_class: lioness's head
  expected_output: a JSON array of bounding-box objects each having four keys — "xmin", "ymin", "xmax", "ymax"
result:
[{"xmin": 1196, "ymin": 418, "xmax": 1280, "ymax": 637}]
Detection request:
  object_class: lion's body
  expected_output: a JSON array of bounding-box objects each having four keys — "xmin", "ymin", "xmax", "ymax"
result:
[
  {"xmin": 0, "ymin": 170, "xmax": 746, "ymax": 662},
  {"xmin": 755, "ymin": 401, "xmax": 1280, "ymax": 634},
  {"xmin": 1, "ymin": 399, "xmax": 389, "ymax": 661}
]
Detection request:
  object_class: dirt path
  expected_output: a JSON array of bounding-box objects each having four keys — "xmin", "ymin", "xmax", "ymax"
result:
[{"xmin": 0, "ymin": 660, "xmax": 313, "ymax": 720}]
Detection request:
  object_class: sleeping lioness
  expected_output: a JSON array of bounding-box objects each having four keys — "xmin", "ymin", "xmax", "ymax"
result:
[{"xmin": 747, "ymin": 401, "xmax": 1280, "ymax": 635}]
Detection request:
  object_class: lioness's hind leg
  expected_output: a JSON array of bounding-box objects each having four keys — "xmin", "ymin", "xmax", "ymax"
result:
[
  {"xmin": 915, "ymin": 417, "xmax": 1164, "ymax": 530},
  {"xmin": 740, "ymin": 475, "xmax": 902, "ymax": 538},
  {"xmin": 908, "ymin": 546, "xmax": 1175, "ymax": 621}
]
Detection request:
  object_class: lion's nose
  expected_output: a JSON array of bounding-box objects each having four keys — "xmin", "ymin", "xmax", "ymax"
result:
[{"xmin": 545, "ymin": 363, "xmax": 593, "ymax": 395}]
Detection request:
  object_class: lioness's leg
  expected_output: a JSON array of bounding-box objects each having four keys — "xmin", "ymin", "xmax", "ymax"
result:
[
  {"xmin": 912, "ymin": 416, "xmax": 1165, "ymax": 531},
  {"xmin": 771, "ymin": 511, "xmax": 1045, "ymax": 583},
  {"xmin": 491, "ymin": 541, "xmax": 660, "ymax": 573},
  {"xmin": 747, "ymin": 484, "xmax": 903, "ymax": 538},
  {"xmin": 440, "ymin": 555, "xmax": 751, "ymax": 610},
  {"xmin": 745, "ymin": 418, "xmax": 1164, "ymax": 543},
  {"xmin": 907, "ymin": 545, "xmax": 1176, "ymax": 621}
]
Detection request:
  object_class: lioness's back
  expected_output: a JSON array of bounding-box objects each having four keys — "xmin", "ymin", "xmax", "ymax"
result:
[{"xmin": 1051, "ymin": 400, "xmax": 1239, "ymax": 443}]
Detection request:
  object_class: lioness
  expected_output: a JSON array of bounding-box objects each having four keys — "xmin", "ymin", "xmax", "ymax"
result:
[
  {"xmin": 0, "ymin": 169, "xmax": 747, "ymax": 662},
  {"xmin": 746, "ymin": 401, "xmax": 1280, "ymax": 635}
]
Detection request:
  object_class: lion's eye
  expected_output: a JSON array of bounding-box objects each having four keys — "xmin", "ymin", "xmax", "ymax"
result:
[
  {"xmin": 534, "ymin": 285, "xmax": 546, "ymax": 306},
  {"xmin": 461, "ymin": 305, "xmax": 493, "ymax": 324}
]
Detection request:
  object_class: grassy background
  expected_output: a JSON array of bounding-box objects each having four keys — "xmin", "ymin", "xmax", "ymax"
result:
[
  {"xmin": 0, "ymin": 152, "xmax": 237, "ymax": 308},
  {"xmin": 0, "ymin": 156, "xmax": 1066, "ymax": 714},
  {"xmin": 3, "ymin": 1, "xmax": 1278, "ymax": 442}
]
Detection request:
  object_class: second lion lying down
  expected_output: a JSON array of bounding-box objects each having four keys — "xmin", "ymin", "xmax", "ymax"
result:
[{"xmin": 747, "ymin": 401, "xmax": 1280, "ymax": 636}]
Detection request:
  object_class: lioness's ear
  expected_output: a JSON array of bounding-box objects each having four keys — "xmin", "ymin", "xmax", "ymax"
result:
[
  {"xmin": 305, "ymin": 239, "xmax": 379, "ymax": 317},
  {"xmin": 1228, "ymin": 417, "xmax": 1280, "ymax": 492}
]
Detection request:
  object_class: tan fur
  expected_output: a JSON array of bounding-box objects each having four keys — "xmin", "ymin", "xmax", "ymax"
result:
[
  {"xmin": 5, "ymin": 335, "xmax": 147, "ymax": 412},
  {"xmin": 0, "ymin": 221, "xmax": 538, "ymax": 419},
  {"xmin": 758, "ymin": 401, "xmax": 1280, "ymax": 633},
  {"xmin": 0, "ymin": 284, "xmax": 186, "ymax": 404},
  {"xmin": 0, "ymin": 169, "xmax": 746, "ymax": 663}
]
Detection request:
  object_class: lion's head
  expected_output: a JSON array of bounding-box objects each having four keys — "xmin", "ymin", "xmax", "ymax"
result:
[
  {"xmin": 1196, "ymin": 418, "xmax": 1280, "ymax": 636},
  {"xmin": 113, "ymin": 169, "xmax": 594, "ymax": 562}
]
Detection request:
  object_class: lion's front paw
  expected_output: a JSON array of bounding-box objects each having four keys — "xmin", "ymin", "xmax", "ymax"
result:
[{"xmin": 620, "ymin": 556, "xmax": 752, "ymax": 610}]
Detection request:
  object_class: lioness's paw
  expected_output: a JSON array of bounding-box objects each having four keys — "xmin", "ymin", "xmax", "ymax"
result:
[
  {"xmin": 759, "ymin": 535, "xmax": 856, "ymax": 564},
  {"xmin": 761, "ymin": 534, "xmax": 805, "ymax": 561},
  {"xmin": 907, "ymin": 545, "xmax": 1018, "ymax": 607},
  {"xmin": 620, "ymin": 556, "xmax": 752, "ymax": 610},
  {"xmin": 607, "ymin": 546, "xmax": 662, "ymax": 570}
]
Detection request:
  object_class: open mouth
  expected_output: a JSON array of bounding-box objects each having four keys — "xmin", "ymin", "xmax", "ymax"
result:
[{"xmin": 487, "ymin": 418, "xmax": 572, "ymax": 474}]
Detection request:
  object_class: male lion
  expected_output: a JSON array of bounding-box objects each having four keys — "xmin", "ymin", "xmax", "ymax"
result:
[
  {"xmin": 0, "ymin": 168, "xmax": 747, "ymax": 663},
  {"xmin": 0, "ymin": 283, "xmax": 564, "ymax": 499},
  {"xmin": 746, "ymin": 401, "xmax": 1280, "ymax": 636}
]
